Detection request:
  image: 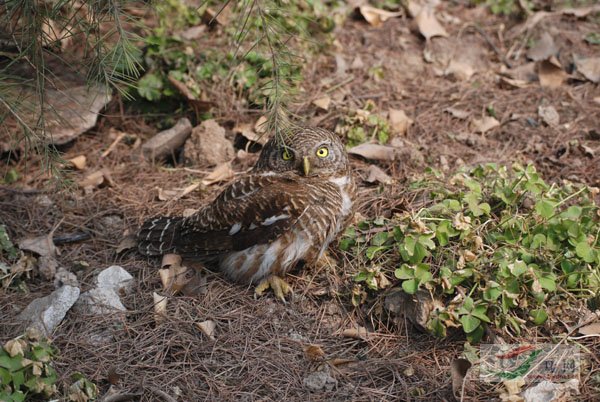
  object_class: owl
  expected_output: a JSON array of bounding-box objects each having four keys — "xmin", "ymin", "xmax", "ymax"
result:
[{"xmin": 138, "ymin": 126, "xmax": 356, "ymax": 300}]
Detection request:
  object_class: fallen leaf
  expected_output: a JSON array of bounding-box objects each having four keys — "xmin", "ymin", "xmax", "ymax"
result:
[
  {"xmin": 445, "ymin": 59, "xmax": 475, "ymax": 81},
  {"xmin": 182, "ymin": 208, "xmax": 197, "ymax": 218},
  {"xmin": 153, "ymin": 292, "xmax": 167, "ymax": 325},
  {"xmin": 499, "ymin": 76, "xmax": 530, "ymax": 89},
  {"xmin": 451, "ymin": 358, "xmax": 472, "ymax": 399},
  {"xmin": 365, "ymin": 165, "xmax": 392, "ymax": 185},
  {"xmin": 388, "ymin": 109, "xmax": 413, "ymax": 136},
  {"xmin": 415, "ymin": 6, "xmax": 448, "ymax": 41},
  {"xmin": 502, "ymin": 377, "xmax": 525, "ymax": 399},
  {"xmin": 537, "ymin": 59, "xmax": 568, "ymax": 88},
  {"xmin": 406, "ymin": 0, "xmax": 422, "ymax": 18},
  {"xmin": 202, "ymin": 162, "xmax": 234, "ymax": 186},
  {"xmin": 79, "ymin": 169, "xmax": 114, "ymax": 190},
  {"xmin": 538, "ymin": 105, "xmax": 559, "ymax": 127},
  {"xmin": 341, "ymin": 326, "xmax": 369, "ymax": 340},
  {"xmin": 233, "ymin": 123, "xmax": 268, "ymax": 145},
  {"xmin": 304, "ymin": 344, "xmax": 325, "ymax": 361},
  {"xmin": 522, "ymin": 379, "xmax": 579, "ymax": 402},
  {"xmin": 329, "ymin": 358, "xmax": 356, "ymax": 367},
  {"xmin": 158, "ymin": 258, "xmax": 189, "ymax": 294},
  {"xmin": 312, "ymin": 96, "xmax": 331, "ymax": 111},
  {"xmin": 156, "ymin": 187, "xmax": 179, "ymax": 201},
  {"xmin": 68, "ymin": 155, "xmax": 87, "ymax": 170},
  {"xmin": 348, "ymin": 143, "xmax": 396, "ymax": 161},
  {"xmin": 580, "ymin": 144, "xmax": 595, "ymax": 158},
  {"xmin": 444, "ymin": 107, "xmax": 471, "ymax": 120},
  {"xmin": 19, "ymin": 234, "xmax": 56, "ymax": 257},
  {"xmin": 472, "ymin": 116, "xmax": 500, "ymax": 134},
  {"xmin": 358, "ymin": 6, "xmax": 402, "ymax": 27},
  {"xmin": 196, "ymin": 320, "xmax": 216, "ymax": 341},
  {"xmin": 161, "ymin": 253, "xmax": 182, "ymax": 269},
  {"xmin": 350, "ymin": 56, "xmax": 365, "ymax": 70},
  {"xmin": 574, "ymin": 55, "xmax": 600, "ymax": 83},
  {"xmin": 502, "ymin": 62, "xmax": 537, "ymax": 82},
  {"xmin": 561, "ymin": 5, "xmax": 600, "ymax": 18},
  {"xmin": 254, "ymin": 116, "xmax": 268, "ymax": 134},
  {"xmin": 116, "ymin": 236, "xmax": 137, "ymax": 254},
  {"xmin": 578, "ymin": 322, "xmax": 600, "ymax": 335},
  {"xmin": 526, "ymin": 32, "xmax": 557, "ymax": 61},
  {"xmin": 3, "ymin": 339, "xmax": 25, "ymax": 357}
]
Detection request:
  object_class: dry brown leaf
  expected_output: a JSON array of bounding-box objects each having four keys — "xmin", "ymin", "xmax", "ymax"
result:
[
  {"xmin": 116, "ymin": 236, "xmax": 137, "ymax": 254},
  {"xmin": 233, "ymin": 123, "xmax": 268, "ymax": 145},
  {"xmin": 79, "ymin": 169, "xmax": 114, "ymax": 190},
  {"xmin": 254, "ymin": 116, "xmax": 268, "ymax": 134},
  {"xmin": 202, "ymin": 162, "xmax": 234, "ymax": 186},
  {"xmin": 451, "ymin": 358, "xmax": 472, "ymax": 399},
  {"xmin": 415, "ymin": 6, "xmax": 448, "ymax": 41},
  {"xmin": 445, "ymin": 59, "xmax": 475, "ymax": 81},
  {"xmin": 159, "ymin": 261, "xmax": 189, "ymax": 294},
  {"xmin": 312, "ymin": 96, "xmax": 331, "ymax": 111},
  {"xmin": 161, "ymin": 253, "xmax": 182, "ymax": 269},
  {"xmin": 19, "ymin": 234, "xmax": 56, "ymax": 257},
  {"xmin": 341, "ymin": 326, "xmax": 369, "ymax": 340},
  {"xmin": 472, "ymin": 116, "xmax": 500, "ymax": 134},
  {"xmin": 561, "ymin": 5, "xmax": 600, "ymax": 18},
  {"xmin": 196, "ymin": 320, "xmax": 216, "ymax": 341},
  {"xmin": 537, "ymin": 59, "xmax": 568, "ymax": 88},
  {"xmin": 578, "ymin": 322, "xmax": 600, "ymax": 335},
  {"xmin": 526, "ymin": 32, "xmax": 557, "ymax": 61},
  {"xmin": 444, "ymin": 107, "xmax": 470, "ymax": 120},
  {"xmin": 388, "ymin": 109, "xmax": 413, "ymax": 136},
  {"xmin": 68, "ymin": 155, "xmax": 87, "ymax": 170},
  {"xmin": 501, "ymin": 378, "xmax": 525, "ymax": 401},
  {"xmin": 538, "ymin": 105, "xmax": 559, "ymax": 127},
  {"xmin": 499, "ymin": 76, "xmax": 530, "ymax": 89},
  {"xmin": 358, "ymin": 6, "xmax": 402, "ymax": 27},
  {"xmin": 182, "ymin": 208, "xmax": 197, "ymax": 218},
  {"xmin": 574, "ymin": 55, "xmax": 600, "ymax": 83},
  {"xmin": 580, "ymin": 144, "xmax": 595, "ymax": 158},
  {"xmin": 348, "ymin": 143, "xmax": 396, "ymax": 161},
  {"xmin": 304, "ymin": 344, "xmax": 325, "ymax": 361},
  {"xmin": 329, "ymin": 358, "xmax": 355, "ymax": 367},
  {"xmin": 156, "ymin": 187, "xmax": 179, "ymax": 201},
  {"xmin": 406, "ymin": 0, "xmax": 423, "ymax": 18},
  {"xmin": 365, "ymin": 165, "xmax": 392, "ymax": 185},
  {"xmin": 153, "ymin": 292, "xmax": 167, "ymax": 325}
]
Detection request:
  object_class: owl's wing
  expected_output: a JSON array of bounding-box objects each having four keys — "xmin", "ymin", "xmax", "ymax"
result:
[{"xmin": 171, "ymin": 174, "xmax": 309, "ymax": 259}]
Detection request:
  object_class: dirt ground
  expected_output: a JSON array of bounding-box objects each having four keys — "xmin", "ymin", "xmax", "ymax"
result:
[{"xmin": 1, "ymin": 2, "xmax": 600, "ymax": 401}]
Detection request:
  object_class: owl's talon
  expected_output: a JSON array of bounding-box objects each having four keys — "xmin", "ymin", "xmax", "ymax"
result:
[{"xmin": 255, "ymin": 275, "xmax": 291, "ymax": 302}]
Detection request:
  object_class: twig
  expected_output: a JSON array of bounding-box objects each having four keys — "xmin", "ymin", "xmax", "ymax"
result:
[{"xmin": 101, "ymin": 130, "xmax": 127, "ymax": 158}]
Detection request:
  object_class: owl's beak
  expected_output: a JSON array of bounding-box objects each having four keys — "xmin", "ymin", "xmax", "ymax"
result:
[{"xmin": 302, "ymin": 156, "xmax": 311, "ymax": 176}]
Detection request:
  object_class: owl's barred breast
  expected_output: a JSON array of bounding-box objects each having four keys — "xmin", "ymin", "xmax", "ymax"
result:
[{"xmin": 220, "ymin": 174, "xmax": 355, "ymax": 284}]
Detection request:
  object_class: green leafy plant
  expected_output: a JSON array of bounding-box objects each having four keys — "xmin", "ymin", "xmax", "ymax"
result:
[
  {"xmin": 344, "ymin": 164, "xmax": 600, "ymax": 342},
  {"xmin": 0, "ymin": 331, "xmax": 58, "ymax": 401},
  {"xmin": 335, "ymin": 100, "xmax": 391, "ymax": 147}
]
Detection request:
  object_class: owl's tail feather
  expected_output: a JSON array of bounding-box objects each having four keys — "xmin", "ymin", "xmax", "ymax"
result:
[{"xmin": 137, "ymin": 216, "xmax": 183, "ymax": 256}]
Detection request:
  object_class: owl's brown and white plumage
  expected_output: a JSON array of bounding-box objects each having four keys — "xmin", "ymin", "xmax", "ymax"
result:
[{"xmin": 138, "ymin": 126, "xmax": 355, "ymax": 286}]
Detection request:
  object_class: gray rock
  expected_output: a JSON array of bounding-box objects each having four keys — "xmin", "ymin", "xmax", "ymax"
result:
[
  {"xmin": 18, "ymin": 285, "xmax": 80, "ymax": 336},
  {"xmin": 142, "ymin": 118, "xmax": 193, "ymax": 162},
  {"xmin": 76, "ymin": 287, "xmax": 126, "ymax": 315},
  {"xmin": 96, "ymin": 265, "xmax": 133, "ymax": 295},
  {"xmin": 303, "ymin": 368, "xmax": 337, "ymax": 392}
]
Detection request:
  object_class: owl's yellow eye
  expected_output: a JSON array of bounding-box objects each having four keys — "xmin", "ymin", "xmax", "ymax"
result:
[
  {"xmin": 282, "ymin": 149, "xmax": 293, "ymax": 161},
  {"xmin": 316, "ymin": 146, "xmax": 329, "ymax": 158}
]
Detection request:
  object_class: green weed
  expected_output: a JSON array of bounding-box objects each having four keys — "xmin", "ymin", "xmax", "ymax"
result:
[{"xmin": 343, "ymin": 164, "xmax": 600, "ymax": 342}]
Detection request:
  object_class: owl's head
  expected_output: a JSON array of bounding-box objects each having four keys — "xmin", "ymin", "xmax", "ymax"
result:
[{"xmin": 254, "ymin": 127, "xmax": 349, "ymax": 177}]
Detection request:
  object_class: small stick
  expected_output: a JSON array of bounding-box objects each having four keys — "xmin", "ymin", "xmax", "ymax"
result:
[{"xmin": 101, "ymin": 131, "xmax": 127, "ymax": 158}]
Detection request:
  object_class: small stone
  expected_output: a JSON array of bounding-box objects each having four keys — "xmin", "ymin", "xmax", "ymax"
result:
[
  {"xmin": 76, "ymin": 287, "xmax": 126, "ymax": 315},
  {"xmin": 303, "ymin": 367, "xmax": 338, "ymax": 391},
  {"xmin": 184, "ymin": 119, "xmax": 234, "ymax": 166},
  {"xmin": 96, "ymin": 265, "xmax": 134, "ymax": 296},
  {"xmin": 142, "ymin": 118, "xmax": 193, "ymax": 162},
  {"xmin": 54, "ymin": 267, "xmax": 79, "ymax": 288},
  {"xmin": 18, "ymin": 286, "xmax": 81, "ymax": 336}
]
